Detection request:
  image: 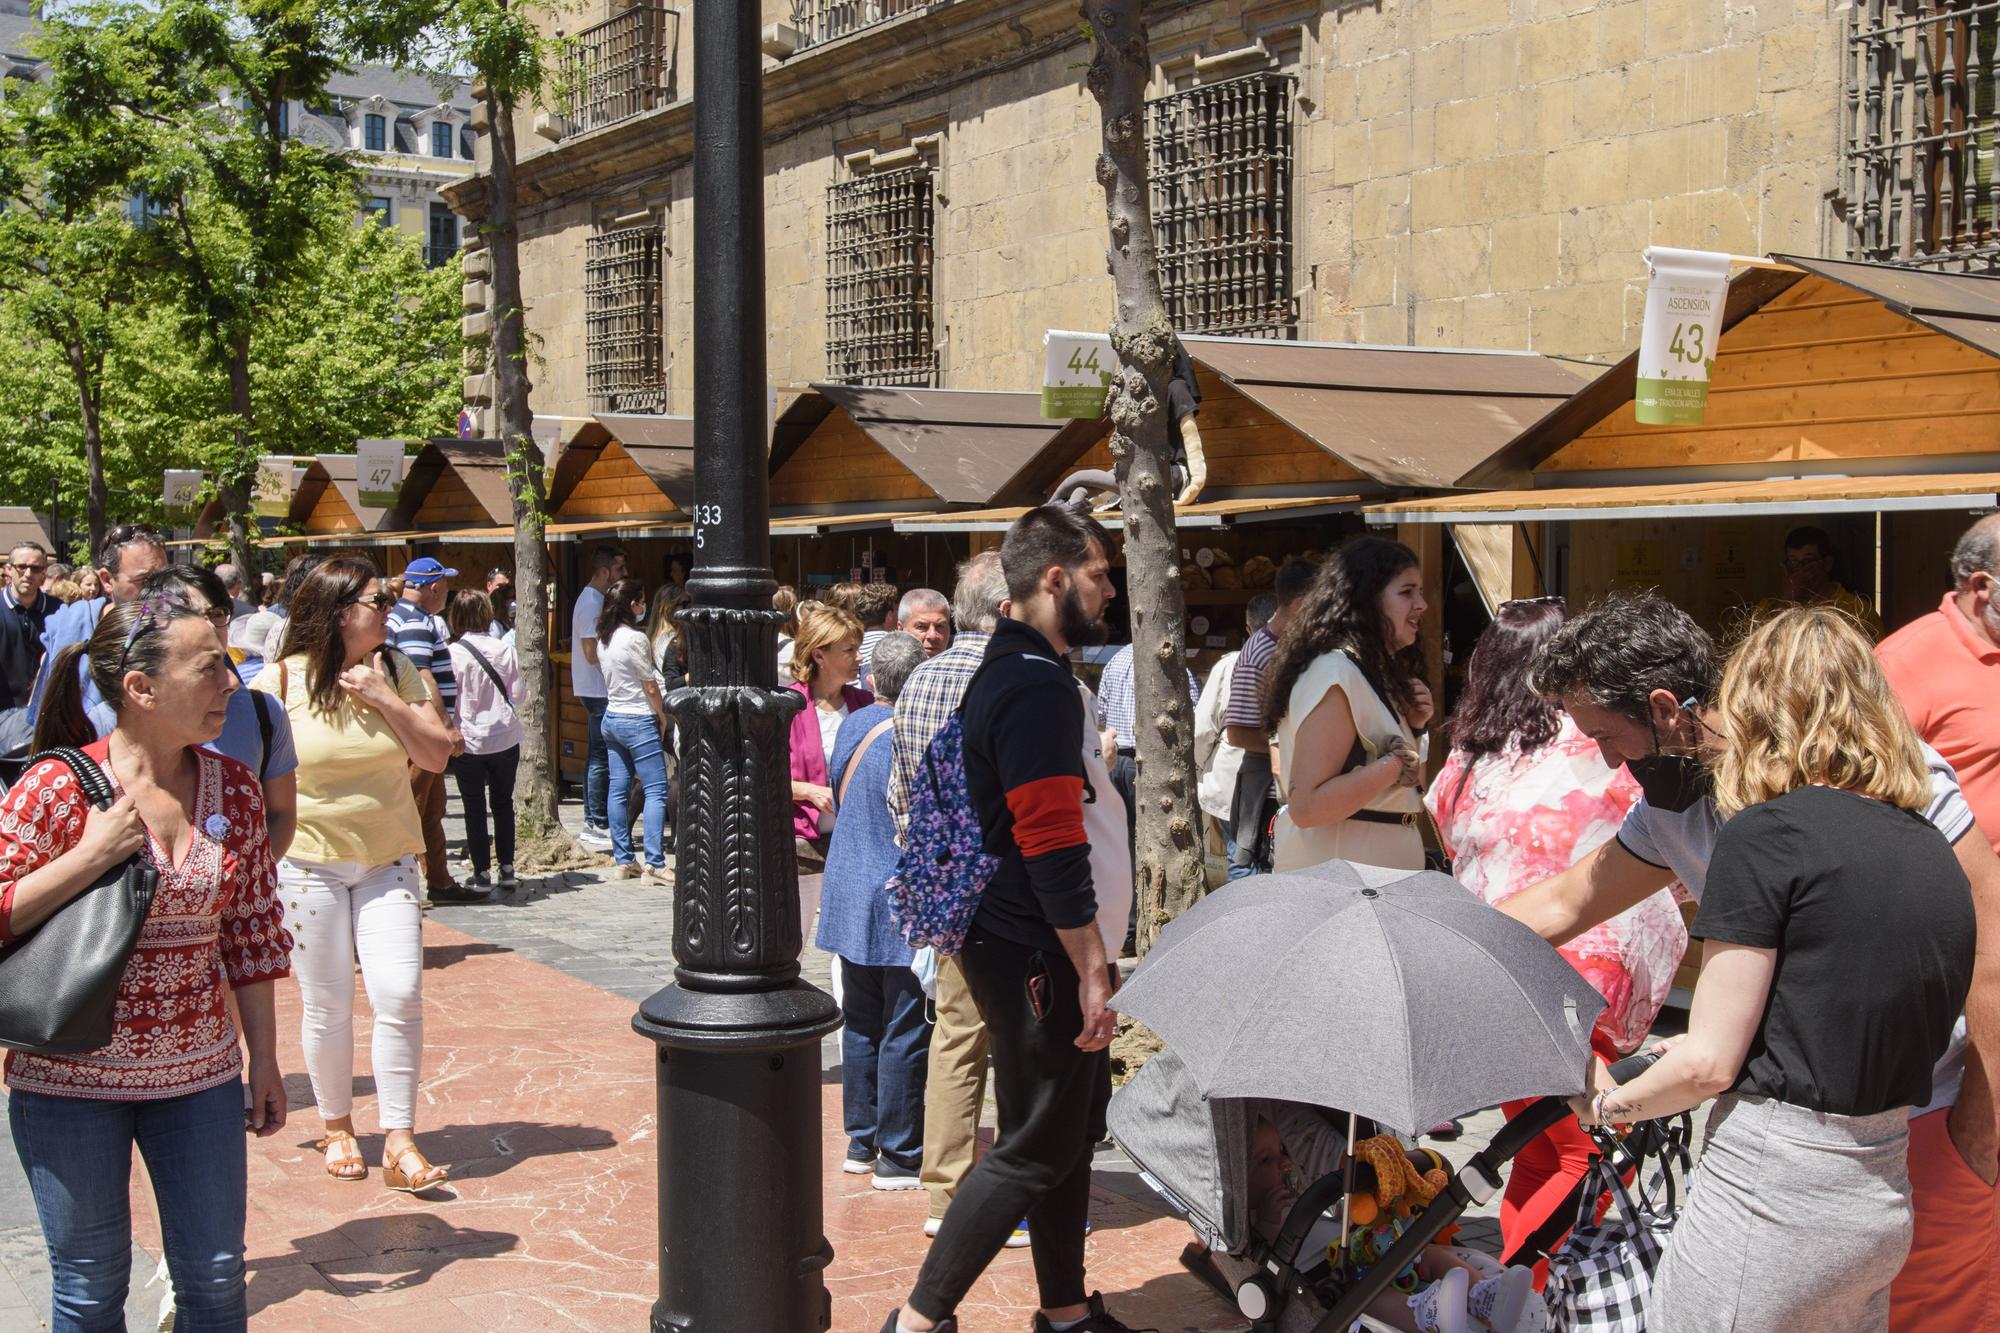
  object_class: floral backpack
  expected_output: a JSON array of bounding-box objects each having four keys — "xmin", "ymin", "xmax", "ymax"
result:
[{"xmin": 885, "ymin": 671, "xmax": 1004, "ymax": 955}]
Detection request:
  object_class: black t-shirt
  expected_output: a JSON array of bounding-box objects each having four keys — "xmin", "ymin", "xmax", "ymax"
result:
[{"xmin": 1694, "ymin": 785, "xmax": 1975, "ymax": 1116}]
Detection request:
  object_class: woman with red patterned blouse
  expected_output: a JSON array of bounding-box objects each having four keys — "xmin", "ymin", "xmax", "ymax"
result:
[{"xmin": 2, "ymin": 596, "xmax": 292, "ymax": 1332}]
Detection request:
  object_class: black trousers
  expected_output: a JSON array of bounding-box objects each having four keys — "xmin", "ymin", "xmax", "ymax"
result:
[
  {"xmin": 1229, "ymin": 749, "xmax": 1277, "ymax": 874},
  {"xmin": 909, "ymin": 928, "xmax": 1112, "ymax": 1318},
  {"xmin": 448, "ymin": 744, "xmax": 519, "ymax": 873}
]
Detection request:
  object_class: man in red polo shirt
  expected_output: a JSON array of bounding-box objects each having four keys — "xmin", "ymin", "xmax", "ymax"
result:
[{"xmin": 1877, "ymin": 511, "xmax": 2000, "ymax": 1332}]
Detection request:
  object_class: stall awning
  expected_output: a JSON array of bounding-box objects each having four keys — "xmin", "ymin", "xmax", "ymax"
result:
[
  {"xmin": 546, "ymin": 518, "xmax": 691, "ymax": 542},
  {"xmin": 1365, "ymin": 472, "xmax": 2000, "ymax": 525},
  {"xmin": 893, "ymin": 495, "xmax": 1362, "ymax": 533}
]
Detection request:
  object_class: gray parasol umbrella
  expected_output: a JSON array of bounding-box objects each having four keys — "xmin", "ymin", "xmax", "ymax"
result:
[{"xmin": 1110, "ymin": 858, "xmax": 1605, "ymax": 1136}]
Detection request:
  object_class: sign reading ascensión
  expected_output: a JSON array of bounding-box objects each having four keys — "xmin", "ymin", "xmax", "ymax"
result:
[{"xmin": 1635, "ymin": 247, "xmax": 1733, "ymax": 426}]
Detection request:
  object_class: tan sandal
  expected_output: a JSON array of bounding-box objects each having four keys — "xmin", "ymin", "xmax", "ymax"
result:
[
  {"xmin": 317, "ymin": 1130, "xmax": 366, "ymax": 1182},
  {"xmin": 383, "ymin": 1143, "xmax": 449, "ymax": 1193}
]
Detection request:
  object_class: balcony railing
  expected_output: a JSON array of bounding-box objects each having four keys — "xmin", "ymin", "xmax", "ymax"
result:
[
  {"xmin": 790, "ymin": 0, "xmax": 929, "ymax": 51},
  {"xmin": 564, "ymin": 3, "xmax": 679, "ymax": 135}
]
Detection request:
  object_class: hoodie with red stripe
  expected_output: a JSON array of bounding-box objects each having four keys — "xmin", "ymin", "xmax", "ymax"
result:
[{"xmin": 962, "ymin": 617, "xmax": 1097, "ymax": 951}]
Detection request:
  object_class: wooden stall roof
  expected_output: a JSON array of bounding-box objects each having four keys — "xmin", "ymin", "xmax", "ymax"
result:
[
  {"xmin": 1467, "ymin": 255, "xmax": 2000, "ymax": 487},
  {"xmin": 0, "ymin": 507, "xmax": 53, "ymax": 555},
  {"xmin": 1365, "ymin": 471, "xmax": 2000, "ymax": 525},
  {"xmin": 549, "ymin": 414, "xmax": 694, "ymax": 520},
  {"xmin": 772, "ymin": 387, "xmax": 1100, "ymax": 509},
  {"xmin": 297, "ymin": 452, "xmax": 416, "ymax": 533},
  {"xmin": 1182, "ymin": 337, "xmax": 1590, "ymax": 490},
  {"xmin": 894, "ymin": 494, "xmax": 1363, "ymax": 533},
  {"xmin": 406, "ymin": 438, "xmax": 513, "ymax": 530}
]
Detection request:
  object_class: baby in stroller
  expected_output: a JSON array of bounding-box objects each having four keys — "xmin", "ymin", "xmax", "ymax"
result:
[{"xmin": 1247, "ymin": 1115, "xmax": 1534, "ymax": 1333}]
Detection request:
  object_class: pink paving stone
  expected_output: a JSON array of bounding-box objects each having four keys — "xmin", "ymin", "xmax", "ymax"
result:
[{"xmin": 123, "ymin": 917, "xmax": 1241, "ymax": 1331}]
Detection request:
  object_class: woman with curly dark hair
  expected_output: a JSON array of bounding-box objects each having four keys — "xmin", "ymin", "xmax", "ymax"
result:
[{"xmin": 1261, "ymin": 536, "xmax": 1431, "ymax": 872}]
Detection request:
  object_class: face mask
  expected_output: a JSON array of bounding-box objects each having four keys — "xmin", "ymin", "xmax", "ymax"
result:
[{"xmin": 1626, "ymin": 706, "xmax": 1711, "ymax": 813}]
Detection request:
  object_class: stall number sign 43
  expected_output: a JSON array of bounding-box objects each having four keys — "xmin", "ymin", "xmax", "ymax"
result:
[
  {"xmin": 693, "ymin": 504, "xmax": 724, "ymax": 548},
  {"xmin": 1666, "ymin": 322, "xmax": 1707, "ymax": 365}
]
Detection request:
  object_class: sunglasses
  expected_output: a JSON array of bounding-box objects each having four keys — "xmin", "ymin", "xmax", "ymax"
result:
[
  {"xmin": 344, "ymin": 590, "xmax": 396, "ymax": 612},
  {"xmin": 7, "ymin": 562, "xmax": 46, "ymax": 574}
]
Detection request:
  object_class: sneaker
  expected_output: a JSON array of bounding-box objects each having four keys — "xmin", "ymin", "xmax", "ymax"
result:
[
  {"xmin": 877, "ymin": 1314, "xmax": 956, "ymax": 1333},
  {"xmin": 426, "ymin": 881, "xmax": 491, "ymax": 905},
  {"xmin": 470, "ymin": 871, "xmax": 493, "ymax": 889},
  {"xmin": 872, "ymin": 1160, "xmax": 922, "ymax": 1191},
  {"xmin": 577, "ymin": 825, "xmax": 612, "ymax": 849},
  {"xmin": 497, "ymin": 865, "xmax": 518, "ymax": 890},
  {"xmin": 843, "ymin": 1146, "xmax": 877, "ymax": 1175},
  {"xmin": 922, "ymin": 1215, "xmax": 943, "ymax": 1238},
  {"xmin": 1030, "ymin": 1292, "xmax": 1153, "ymax": 1332},
  {"xmin": 1004, "ymin": 1219, "xmax": 1030, "ymax": 1250}
]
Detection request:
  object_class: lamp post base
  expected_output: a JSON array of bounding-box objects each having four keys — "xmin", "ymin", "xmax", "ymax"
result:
[{"xmin": 635, "ymin": 983, "xmax": 842, "ymax": 1333}]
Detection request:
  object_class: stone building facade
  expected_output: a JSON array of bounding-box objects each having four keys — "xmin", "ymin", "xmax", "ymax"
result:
[{"xmin": 448, "ymin": 0, "xmax": 1864, "ymax": 432}]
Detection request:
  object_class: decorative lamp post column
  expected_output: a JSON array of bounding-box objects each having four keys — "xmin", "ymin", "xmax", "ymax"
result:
[{"xmin": 632, "ymin": 2, "xmax": 840, "ymax": 1329}]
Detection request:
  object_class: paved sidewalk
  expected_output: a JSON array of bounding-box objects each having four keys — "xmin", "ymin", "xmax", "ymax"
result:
[{"xmin": 0, "ymin": 790, "xmax": 1603, "ymax": 1330}]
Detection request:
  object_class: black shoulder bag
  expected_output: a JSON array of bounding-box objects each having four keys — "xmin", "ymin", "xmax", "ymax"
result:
[{"xmin": 0, "ymin": 747, "xmax": 159, "ymax": 1053}]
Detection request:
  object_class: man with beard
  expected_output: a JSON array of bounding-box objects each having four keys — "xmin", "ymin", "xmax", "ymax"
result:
[
  {"xmin": 1502, "ymin": 591, "xmax": 2000, "ymax": 1330},
  {"xmin": 1875, "ymin": 511, "xmax": 2000, "ymax": 1329},
  {"xmin": 882, "ymin": 505, "xmax": 1140, "ymax": 1333}
]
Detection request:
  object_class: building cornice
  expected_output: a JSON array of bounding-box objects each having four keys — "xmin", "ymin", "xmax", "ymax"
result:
[{"xmin": 445, "ymin": 0, "xmax": 1092, "ymax": 220}]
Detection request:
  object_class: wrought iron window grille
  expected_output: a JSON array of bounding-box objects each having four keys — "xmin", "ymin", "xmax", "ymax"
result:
[
  {"xmin": 1845, "ymin": 0, "xmax": 2000, "ymax": 270},
  {"xmin": 1147, "ymin": 71, "xmax": 1297, "ymax": 338},
  {"xmin": 564, "ymin": 3, "xmax": 679, "ymax": 135},
  {"xmin": 825, "ymin": 166, "xmax": 937, "ymax": 386},
  {"xmin": 586, "ymin": 223, "xmax": 668, "ymax": 412}
]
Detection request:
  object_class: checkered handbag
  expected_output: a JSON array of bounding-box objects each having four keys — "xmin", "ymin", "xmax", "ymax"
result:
[{"xmin": 1542, "ymin": 1149, "xmax": 1667, "ymax": 1333}]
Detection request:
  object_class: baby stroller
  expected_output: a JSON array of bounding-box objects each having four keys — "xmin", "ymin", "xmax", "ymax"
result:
[{"xmin": 1108, "ymin": 1045, "xmax": 1662, "ymax": 1333}]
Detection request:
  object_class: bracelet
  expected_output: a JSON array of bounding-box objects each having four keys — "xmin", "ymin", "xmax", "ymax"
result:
[{"xmin": 1592, "ymin": 1089, "xmax": 1614, "ymax": 1125}]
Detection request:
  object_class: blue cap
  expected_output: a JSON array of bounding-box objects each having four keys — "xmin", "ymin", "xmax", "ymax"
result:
[{"xmin": 401, "ymin": 557, "xmax": 458, "ymax": 586}]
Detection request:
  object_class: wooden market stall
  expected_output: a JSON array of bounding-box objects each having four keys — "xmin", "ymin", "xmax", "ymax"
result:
[{"xmin": 1365, "ymin": 255, "xmax": 2000, "ymax": 639}]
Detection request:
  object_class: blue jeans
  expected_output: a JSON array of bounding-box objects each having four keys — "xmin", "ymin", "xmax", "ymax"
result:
[
  {"xmin": 9, "ymin": 1079, "xmax": 247, "ymax": 1331},
  {"xmin": 1223, "ymin": 832, "xmax": 1258, "ymax": 882},
  {"xmin": 839, "ymin": 960, "xmax": 931, "ymax": 1171},
  {"xmin": 581, "ymin": 695, "xmax": 609, "ymax": 829},
  {"xmin": 605, "ymin": 711, "xmax": 668, "ymax": 867}
]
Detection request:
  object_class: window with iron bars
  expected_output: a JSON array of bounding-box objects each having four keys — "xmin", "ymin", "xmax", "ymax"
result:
[
  {"xmin": 1845, "ymin": 1, "xmax": 2000, "ymax": 270},
  {"xmin": 564, "ymin": 3, "xmax": 677, "ymax": 134},
  {"xmin": 790, "ymin": 0, "xmax": 929, "ymax": 51},
  {"xmin": 585, "ymin": 224, "xmax": 668, "ymax": 412},
  {"xmin": 1147, "ymin": 72, "xmax": 1297, "ymax": 337},
  {"xmin": 825, "ymin": 166, "xmax": 936, "ymax": 386}
]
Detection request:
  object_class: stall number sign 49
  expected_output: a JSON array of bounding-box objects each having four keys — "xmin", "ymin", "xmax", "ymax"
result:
[{"xmin": 693, "ymin": 503, "xmax": 724, "ymax": 548}]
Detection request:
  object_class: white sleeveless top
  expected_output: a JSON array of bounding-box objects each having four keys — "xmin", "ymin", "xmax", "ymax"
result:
[{"xmin": 1271, "ymin": 650, "xmax": 1426, "ymax": 873}]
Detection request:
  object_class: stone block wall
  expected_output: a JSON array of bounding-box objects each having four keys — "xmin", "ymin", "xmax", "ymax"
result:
[{"xmin": 471, "ymin": 0, "xmax": 1849, "ymax": 425}]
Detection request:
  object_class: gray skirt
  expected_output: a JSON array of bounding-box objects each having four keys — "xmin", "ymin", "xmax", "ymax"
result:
[{"xmin": 1649, "ymin": 1095, "xmax": 1912, "ymax": 1333}]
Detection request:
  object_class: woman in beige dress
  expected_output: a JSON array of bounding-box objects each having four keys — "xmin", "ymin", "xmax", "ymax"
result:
[{"xmin": 1262, "ymin": 537, "xmax": 1432, "ymax": 872}]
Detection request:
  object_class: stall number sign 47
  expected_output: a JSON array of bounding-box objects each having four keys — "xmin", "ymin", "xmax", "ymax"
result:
[{"xmin": 693, "ymin": 503, "xmax": 724, "ymax": 549}]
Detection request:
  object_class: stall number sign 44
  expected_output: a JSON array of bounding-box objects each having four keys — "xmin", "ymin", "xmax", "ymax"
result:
[{"xmin": 693, "ymin": 504, "xmax": 724, "ymax": 549}]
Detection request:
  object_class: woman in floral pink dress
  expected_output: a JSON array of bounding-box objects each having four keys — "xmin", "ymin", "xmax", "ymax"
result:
[{"xmin": 1425, "ymin": 597, "xmax": 1687, "ymax": 1276}]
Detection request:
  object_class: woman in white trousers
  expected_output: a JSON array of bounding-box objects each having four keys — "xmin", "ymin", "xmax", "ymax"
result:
[{"xmin": 254, "ymin": 556, "xmax": 454, "ymax": 1191}]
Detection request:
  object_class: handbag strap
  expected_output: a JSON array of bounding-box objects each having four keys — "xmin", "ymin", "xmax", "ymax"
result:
[
  {"xmin": 837, "ymin": 718, "xmax": 895, "ymax": 810},
  {"xmin": 457, "ymin": 638, "xmax": 513, "ymax": 705},
  {"xmin": 24, "ymin": 746, "xmax": 115, "ymax": 812}
]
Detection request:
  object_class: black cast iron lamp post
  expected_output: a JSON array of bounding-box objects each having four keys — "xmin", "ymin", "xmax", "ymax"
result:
[{"xmin": 631, "ymin": 2, "xmax": 841, "ymax": 1328}]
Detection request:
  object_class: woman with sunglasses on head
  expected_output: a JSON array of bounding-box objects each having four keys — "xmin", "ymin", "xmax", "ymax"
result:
[
  {"xmin": 253, "ymin": 557, "xmax": 454, "ymax": 1192},
  {"xmin": 598, "ymin": 578, "xmax": 672, "ymax": 883},
  {"xmin": 1424, "ymin": 596, "xmax": 1688, "ymax": 1279},
  {"xmin": 2, "ymin": 596, "xmax": 291, "ymax": 1331}
]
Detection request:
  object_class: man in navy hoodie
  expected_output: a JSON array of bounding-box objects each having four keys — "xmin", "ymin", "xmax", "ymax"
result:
[{"xmin": 883, "ymin": 504, "xmax": 1140, "ymax": 1333}]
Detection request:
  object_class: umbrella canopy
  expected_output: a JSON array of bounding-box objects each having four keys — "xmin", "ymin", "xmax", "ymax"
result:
[{"xmin": 1111, "ymin": 859, "xmax": 1605, "ymax": 1136}]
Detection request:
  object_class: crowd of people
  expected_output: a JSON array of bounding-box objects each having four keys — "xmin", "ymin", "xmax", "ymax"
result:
[{"xmin": 0, "ymin": 501, "xmax": 1991, "ymax": 1333}]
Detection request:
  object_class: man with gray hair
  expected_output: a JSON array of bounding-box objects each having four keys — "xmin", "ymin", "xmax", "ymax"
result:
[
  {"xmin": 214, "ymin": 562, "xmax": 256, "ymax": 621},
  {"xmin": 896, "ymin": 587, "xmax": 952, "ymax": 659},
  {"xmin": 884, "ymin": 551, "xmax": 1019, "ymax": 1240},
  {"xmin": 28, "ymin": 524, "xmax": 167, "ymax": 734}
]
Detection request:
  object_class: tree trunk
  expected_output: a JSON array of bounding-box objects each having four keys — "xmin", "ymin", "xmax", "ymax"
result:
[
  {"xmin": 61, "ymin": 338, "xmax": 107, "ymax": 560},
  {"xmin": 222, "ymin": 335, "xmax": 259, "ymax": 580},
  {"xmin": 483, "ymin": 75, "xmax": 573, "ymax": 864},
  {"xmin": 1083, "ymin": 0, "xmax": 1206, "ymax": 953}
]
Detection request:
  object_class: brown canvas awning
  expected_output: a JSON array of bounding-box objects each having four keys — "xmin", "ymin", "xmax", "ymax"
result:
[
  {"xmin": 774, "ymin": 387, "xmax": 1101, "ymax": 507},
  {"xmin": 1181, "ymin": 337, "xmax": 1590, "ymax": 490}
]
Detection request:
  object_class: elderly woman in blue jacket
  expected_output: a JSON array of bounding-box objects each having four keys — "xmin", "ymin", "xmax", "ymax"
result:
[{"xmin": 817, "ymin": 631, "xmax": 932, "ymax": 1192}]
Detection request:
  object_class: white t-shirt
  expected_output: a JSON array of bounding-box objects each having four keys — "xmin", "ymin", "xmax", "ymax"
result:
[
  {"xmin": 602, "ymin": 625, "xmax": 661, "ymax": 716},
  {"xmin": 1616, "ymin": 741, "xmax": 1974, "ymax": 1116},
  {"xmin": 571, "ymin": 584, "xmax": 607, "ymax": 698},
  {"xmin": 814, "ymin": 699, "xmax": 848, "ymax": 768},
  {"xmin": 1078, "ymin": 684, "xmax": 1135, "ymax": 955}
]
